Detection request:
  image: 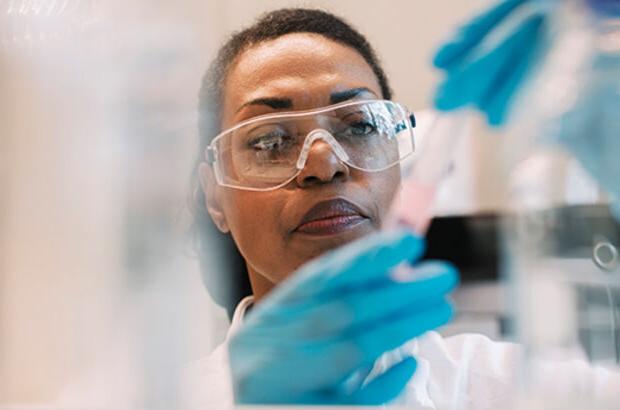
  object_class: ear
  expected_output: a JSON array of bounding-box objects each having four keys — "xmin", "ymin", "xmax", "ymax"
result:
[{"xmin": 198, "ymin": 162, "xmax": 230, "ymax": 233}]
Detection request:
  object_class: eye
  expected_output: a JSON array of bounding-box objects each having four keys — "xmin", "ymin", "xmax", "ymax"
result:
[
  {"xmin": 338, "ymin": 110, "xmax": 379, "ymax": 138},
  {"xmin": 347, "ymin": 120, "xmax": 377, "ymax": 136},
  {"xmin": 248, "ymin": 131, "xmax": 293, "ymax": 152}
]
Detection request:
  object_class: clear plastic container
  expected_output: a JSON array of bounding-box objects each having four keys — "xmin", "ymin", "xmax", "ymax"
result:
[{"xmin": 500, "ymin": 1, "xmax": 620, "ymax": 408}]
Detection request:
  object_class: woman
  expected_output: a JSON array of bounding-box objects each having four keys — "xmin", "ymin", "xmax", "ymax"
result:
[{"xmin": 187, "ymin": 8, "xmax": 617, "ymax": 408}]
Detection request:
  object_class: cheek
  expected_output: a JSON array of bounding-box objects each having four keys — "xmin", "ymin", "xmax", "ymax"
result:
[
  {"xmin": 366, "ymin": 167, "xmax": 401, "ymax": 221},
  {"xmin": 220, "ymin": 191, "xmax": 290, "ymax": 275}
]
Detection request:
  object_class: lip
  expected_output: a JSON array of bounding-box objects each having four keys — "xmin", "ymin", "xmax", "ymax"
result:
[{"xmin": 295, "ymin": 198, "xmax": 370, "ymax": 236}]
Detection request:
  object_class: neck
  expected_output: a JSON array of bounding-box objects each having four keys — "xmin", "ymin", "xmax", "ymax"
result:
[{"xmin": 246, "ymin": 264, "xmax": 276, "ymax": 303}]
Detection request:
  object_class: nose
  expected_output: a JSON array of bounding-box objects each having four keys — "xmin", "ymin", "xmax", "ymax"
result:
[{"xmin": 295, "ymin": 139, "xmax": 350, "ymax": 188}]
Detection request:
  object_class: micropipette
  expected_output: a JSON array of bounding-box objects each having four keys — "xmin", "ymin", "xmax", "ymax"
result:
[{"xmin": 387, "ymin": 110, "xmax": 471, "ymax": 236}]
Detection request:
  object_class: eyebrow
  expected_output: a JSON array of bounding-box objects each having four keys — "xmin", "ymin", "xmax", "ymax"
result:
[
  {"xmin": 236, "ymin": 97, "xmax": 293, "ymax": 113},
  {"xmin": 236, "ymin": 87, "xmax": 376, "ymax": 113},
  {"xmin": 330, "ymin": 87, "xmax": 375, "ymax": 104}
]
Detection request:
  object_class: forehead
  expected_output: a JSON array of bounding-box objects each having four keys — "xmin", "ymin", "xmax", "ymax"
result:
[{"xmin": 221, "ymin": 33, "xmax": 382, "ymax": 125}]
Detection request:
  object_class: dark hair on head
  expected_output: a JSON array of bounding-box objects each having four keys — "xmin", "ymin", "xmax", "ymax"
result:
[{"xmin": 190, "ymin": 8, "xmax": 393, "ymax": 318}]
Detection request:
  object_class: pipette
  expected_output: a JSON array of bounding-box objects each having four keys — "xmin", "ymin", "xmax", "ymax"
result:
[
  {"xmin": 384, "ymin": 110, "xmax": 472, "ymax": 409},
  {"xmin": 387, "ymin": 110, "xmax": 470, "ymax": 236}
]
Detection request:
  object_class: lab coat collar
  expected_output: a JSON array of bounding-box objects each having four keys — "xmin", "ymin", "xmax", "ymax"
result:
[{"xmin": 227, "ymin": 295, "xmax": 254, "ymax": 339}]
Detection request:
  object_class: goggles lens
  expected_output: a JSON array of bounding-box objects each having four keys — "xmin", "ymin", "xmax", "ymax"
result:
[{"xmin": 207, "ymin": 100, "xmax": 415, "ymax": 190}]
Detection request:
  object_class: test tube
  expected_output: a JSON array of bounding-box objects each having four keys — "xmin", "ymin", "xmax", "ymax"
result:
[{"xmin": 387, "ymin": 110, "xmax": 470, "ymax": 235}]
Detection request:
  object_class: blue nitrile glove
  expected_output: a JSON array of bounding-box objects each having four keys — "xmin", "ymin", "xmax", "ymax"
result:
[
  {"xmin": 433, "ymin": 0, "xmax": 556, "ymax": 126},
  {"xmin": 586, "ymin": 0, "xmax": 620, "ymax": 16},
  {"xmin": 555, "ymin": 52, "xmax": 620, "ymax": 220},
  {"xmin": 228, "ymin": 229, "xmax": 458, "ymax": 405}
]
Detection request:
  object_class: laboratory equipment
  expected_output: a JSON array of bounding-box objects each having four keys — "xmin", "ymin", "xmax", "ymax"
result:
[
  {"xmin": 387, "ymin": 111, "xmax": 470, "ymax": 235},
  {"xmin": 0, "ymin": 1, "xmax": 222, "ymax": 408},
  {"xmin": 498, "ymin": 1, "xmax": 620, "ymax": 408}
]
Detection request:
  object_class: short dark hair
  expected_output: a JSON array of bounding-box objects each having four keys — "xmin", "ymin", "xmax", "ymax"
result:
[{"xmin": 190, "ymin": 8, "xmax": 393, "ymax": 318}]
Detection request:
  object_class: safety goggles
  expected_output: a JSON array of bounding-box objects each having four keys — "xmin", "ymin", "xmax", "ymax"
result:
[{"xmin": 205, "ymin": 99, "xmax": 416, "ymax": 191}]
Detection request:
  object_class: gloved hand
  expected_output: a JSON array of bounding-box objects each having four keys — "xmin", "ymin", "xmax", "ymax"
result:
[
  {"xmin": 228, "ymin": 228, "xmax": 458, "ymax": 405},
  {"xmin": 432, "ymin": 0, "xmax": 555, "ymax": 126},
  {"xmin": 433, "ymin": 0, "xmax": 620, "ymax": 218},
  {"xmin": 555, "ymin": 53, "xmax": 620, "ymax": 219}
]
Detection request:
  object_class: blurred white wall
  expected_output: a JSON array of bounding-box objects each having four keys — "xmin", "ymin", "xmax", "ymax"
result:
[
  {"xmin": 197, "ymin": 0, "xmax": 492, "ymax": 110},
  {"xmin": 0, "ymin": 0, "xmax": 494, "ymax": 405}
]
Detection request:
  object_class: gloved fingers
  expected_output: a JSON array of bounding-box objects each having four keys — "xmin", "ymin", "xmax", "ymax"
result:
[
  {"xmin": 339, "ymin": 362, "xmax": 376, "ymax": 395},
  {"xmin": 284, "ymin": 261, "xmax": 458, "ymax": 339},
  {"xmin": 433, "ymin": 0, "xmax": 529, "ymax": 70},
  {"xmin": 234, "ymin": 268, "xmax": 450, "ymax": 386},
  {"xmin": 345, "ymin": 356, "xmax": 417, "ymax": 405},
  {"xmin": 434, "ymin": 13, "xmax": 537, "ymax": 112},
  {"xmin": 558, "ymin": 88, "xmax": 620, "ymax": 196},
  {"xmin": 338, "ymin": 261, "xmax": 458, "ymax": 330},
  {"xmin": 353, "ymin": 298, "xmax": 453, "ymax": 362},
  {"xmin": 433, "ymin": 51, "xmax": 507, "ymax": 111},
  {"xmin": 479, "ymin": 13, "xmax": 547, "ymax": 125},
  {"xmin": 266, "ymin": 228, "xmax": 425, "ymax": 304}
]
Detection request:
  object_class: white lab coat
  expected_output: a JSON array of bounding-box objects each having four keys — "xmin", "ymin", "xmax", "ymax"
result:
[{"xmin": 182, "ymin": 296, "xmax": 620, "ymax": 409}]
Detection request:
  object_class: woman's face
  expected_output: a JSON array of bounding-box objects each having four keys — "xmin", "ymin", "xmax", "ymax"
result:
[{"xmin": 201, "ymin": 33, "xmax": 401, "ymax": 297}]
